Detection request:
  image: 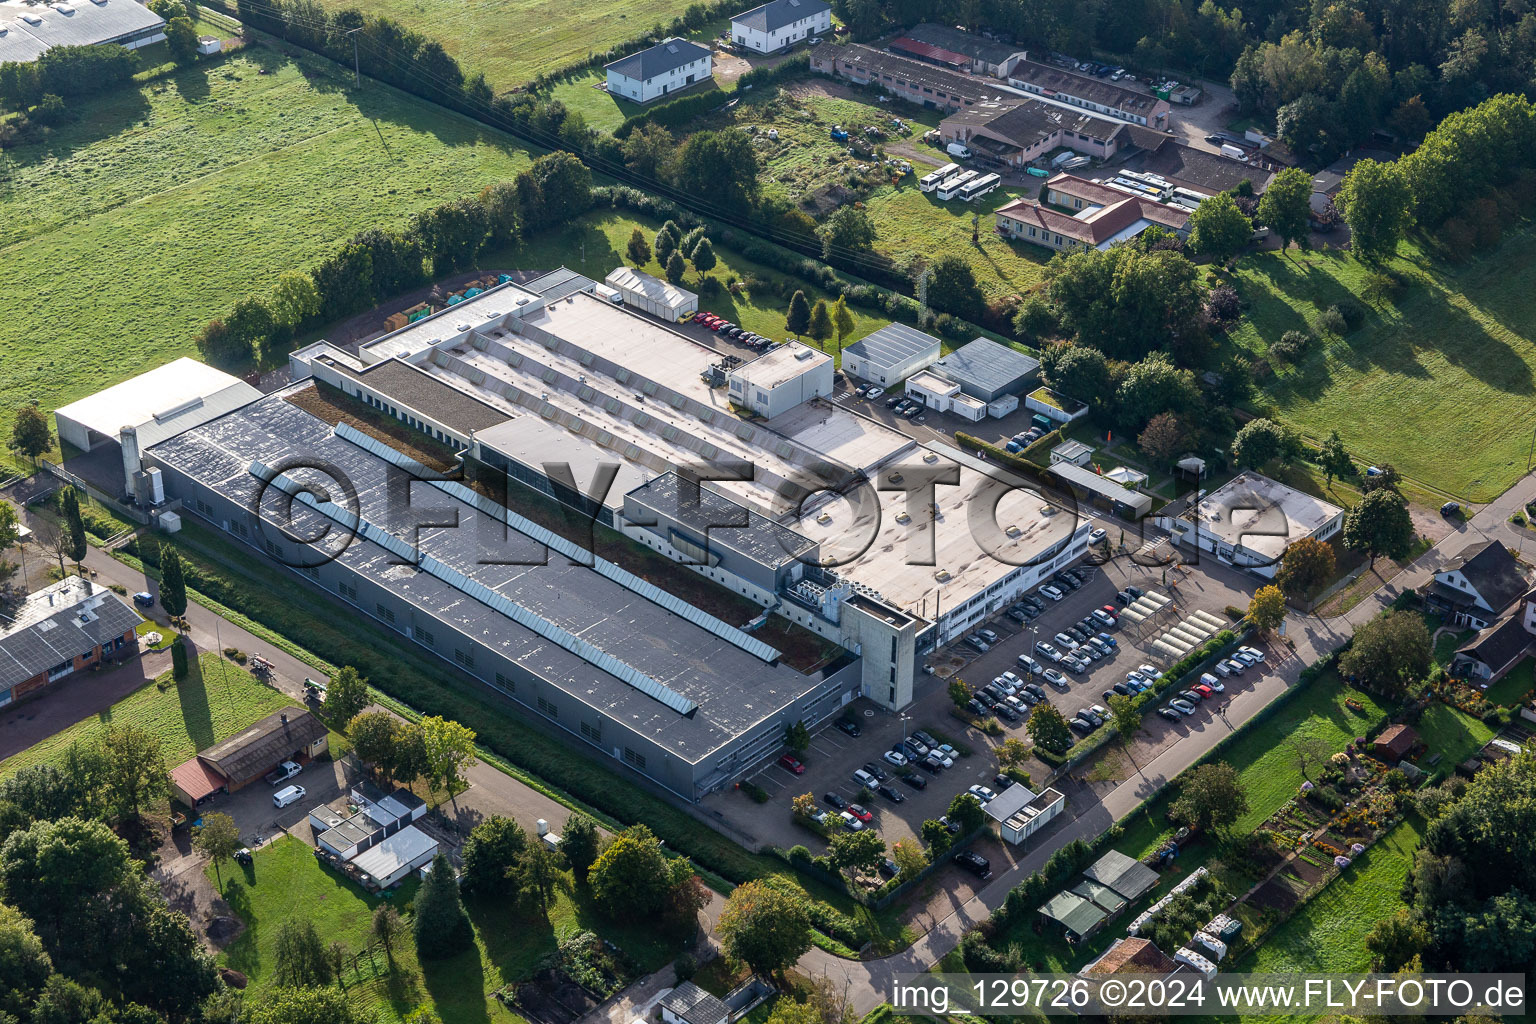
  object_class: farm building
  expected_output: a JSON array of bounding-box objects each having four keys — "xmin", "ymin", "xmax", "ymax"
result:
[
  {"xmin": 930, "ymin": 337, "xmax": 1040, "ymax": 402},
  {"xmin": 604, "ymin": 37, "xmax": 712, "ymax": 104},
  {"xmin": 603, "ymin": 266, "xmax": 698, "ymax": 320},
  {"xmin": 1154, "ymin": 471, "xmax": 1343, "ymax": 576},
  {"xmin": 0, "ymin": 576, "xmax": 139, "ymax": 711},
  {"xmin": 168, "ymin": 708, "xmax": 328, "ymax": 805},
  {"xmin": 841, "ymin": 322, "xmax": 941, "ymax": 386},
  {"xmin": 1040, "ymin": 891, "xmax": 1107, "ymax": 941},
  {"xmin": 730, "ymin": 0, "xmax": 829, "ymax": 54},
  {"xmin": 0, "ymin": 0, "xmax": 165, "ymax": 63},
  {"xmin": 727, "ymin": 342, "xmax": 833, "ymax": 418}
]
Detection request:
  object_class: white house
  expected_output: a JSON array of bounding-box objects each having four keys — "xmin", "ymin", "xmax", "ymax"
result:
[
  {"xmin": 603, "ymin": 37, "xmax": 713, "ymax": 104},
  {"xmin": 730, "ymin": 0, "xmax": 830, "ymax": 54}
]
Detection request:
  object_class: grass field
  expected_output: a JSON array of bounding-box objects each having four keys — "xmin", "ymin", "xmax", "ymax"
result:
[
  {"xmin": 0, "ymin": 47, "xmax": 535, "ymax": 463},
  {"xmin": 214, "ymin": 834, "xmax": 679, "ymax": 1023},
  {"xmin": 1486, "ymin": 656, "xmax": 1534, "ymax": 707},
  {"xmin": 0, "ymin": 651, "xmax": 297, "ymax": 776},
  {"xmin": 1414, "ymin": 704, "xmax": 1494, "ymax": 766},
  {"xmin": 310, "ymin": 0, "xmax": 702, "ymax": 92},
  {"xmin": 1226, "ymin": 230, "xmax": 1536, "ymax": 500}
]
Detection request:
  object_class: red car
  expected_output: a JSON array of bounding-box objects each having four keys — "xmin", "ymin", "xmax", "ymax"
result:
[
  {"xmin": 777, "ymin": 753, "xmax": 805, "ymax": 774},
  {"xmin": 848, "ymin": 804, "xmax": 873, "ymax": 822},
  {"xmin": 1192, "ymin": 683, "xmax": 1215, "ymax": 699},
  {"xmin": 696, "ymin": 314, "xmax": 719, "ymax": 327},
  {"xmin": 1101, "ymin": 605, "xmax": 1119, "ymax": 617}
]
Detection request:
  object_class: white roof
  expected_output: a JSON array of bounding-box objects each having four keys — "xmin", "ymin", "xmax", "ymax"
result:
[
  {"xmin": 0, "ymin": 0, "xmax": 163, "ymax": 61},
  {"xmin": 54, "ymin": 357, "xmax": 260, "ymax": 448},
  {"xmin": 729, "ymin": 343, "xmax": 830, "ymax": 389},
  {"xmin": 350, "ymin": 825, "xmax": 438, "ymax": 881},
  {"xmin": 984, "ymin": 782, "xmax": 1037, "ymax": 822},
  {"xmin": 604, "ymin": 266, "xmax": 697, "ymax": 311},
  {"xmin": 1192, "ymin": 470, "xmax": 1343, "ymax": 560}
]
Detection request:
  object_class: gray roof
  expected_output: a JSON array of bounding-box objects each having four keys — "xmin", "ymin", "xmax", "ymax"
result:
[
  {"xmin": 661, "ymin": 982, "xmax": 730, "ymax": 1024},
  {"xmin": 932, "ymin": 338, "xmax": 1040, "ymax": 394},
  {"xmin": 903, "ymin": 23, "xmax": 1021, "ymax": 64},
  {"xmin": 522, "ymin": 267, "xmax": 597, "ymax": 301},
  {"xmin": 1456, "ymin": 614, "xmax": 1533, "ymax": 675},
  {"xmin": 147, "ymin": 392, "xmax": 829, "ymax": 763},
  {"xmin": 0, "ymin": 0, "xmax": 163, "ymax": 61},
  {"xmin": 1082, "ymin": 848, "xmax": 1159, "ymax": 901},
  {"xmin": 605, "ymin": 37, "xmax": 711, "ymax": 82},
  {"xmin": 1443, "ymin": 540, "xmax": 1528, "ymax": 614},
  {"xmin": 1124, "ymin": 138, "xmax": 1274, "ymax": 196},
  {"xmin": 199, "ymin": 708, "xmax": 325, "ymax": 782},
  {"xmin": 823, "ymin": 44, "xmax": 996, "ymax": 104},
  {"xmin": 0, "ymin": 578, "xmax": 140, "ymax": 686},
  {"xmin": 1039, "ymin": 890, "xmax": 1106, "ymax": 937},
  {"xmin": 732, "ymin": 0, "xmax": 828, "ymax": 33},
  {"xmin": 843, "ymin": 322, "xmax": 941, "ymax": 370},
  {"xmin": 335, "ymin": 358, "xmax": 510, "ymax": 435},
  {"xmin": 1009, "ymin": 58, "xmax": 1159, "ymax": 114},
  {"xmin": 625, "ymin": 471, "xmax": 816, "ymax": 570},
  {"xmin": 946, "ymin": 99, "xmax": 1123, "ymax": 148}
]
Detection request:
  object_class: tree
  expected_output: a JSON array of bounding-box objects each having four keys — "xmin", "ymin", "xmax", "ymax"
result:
[
  {"xmin": 1106, "ymin": 694, "xmax": 1139, "ymax": 745},
  {"xmin": 691, "ymin": 237, "xmax": 717, "ymax": 278},
  {"xmin": 0, "ymin": 901, "xmax": 52, "ymax": 1019},
  {"xmin": 517, "ymin": 841, "xmax": 561, "ymax": 920},
  {"xmin": 588, "ymin": 825, "xmax": 678, "ymax": 921},
  {"xmin": 269, "ymin": 272, "xmax": 322, "ymax": 331},
  {"xmin": 717, "ymin": 880, "xmax": 812, "ymax": 977},
  {"xmin": 1337, "ymin": 158, "xmax": 1412, "ymax": 262},
  {"xmin": 193, "ymin": 812, "xmax": 241, "ymax": 894},
  {"xmin": 654, "ymin": 223, "xmax": 679, "ymax": 265},
  {"xmin": 460, "ymin": 815, "xmax": 527, "ymax": 898},
  {"xmin": 1359, "ymin": 462, "xmax": 1400, "ymax": 494},
  {"xmin": 1115, "ymin": 353, "xmax": 1201, "ymax": 432},
  {"xmin": 785, "ymin": 290, "xmax": 811, "ymax": 336},
  {"xmin": 1040, "ymin": 343, "xmax": 1112, "ymax": 409},
  {"xmin": 372, "ymin": 904, "xmax": 405, "ymax": 969},
  {"xmin": 832, "ymin": 295, "xmax": 855, "ymax": 353},
  {"xmin": 561, "ymin": 813, "xmax": 600, "ymax": 883},
  {"xmin": 158, "ymin": 543, "xmax": 188, "ymax": 618},
  {"xmin": 947, "ymin": 677, "xmax": 971, "ymax": 706},
  {"xmin": 1343, "ymin": 488, "xmax": 1414, "ymax": 567},
  {"xmin": 1339, "ymin": 609, "xmax": 1431, "ymax": 695},
  {"xmin": 620, "ymin": 122, "xmax": 674, "ymax": 179},
  {"xmin": 350, "ymin": 711, "xmax": 400, "ymax": 778},
  {"xmin": 1027, "ymin": 704, "xmax": 1073, "ymax": 753},
  {"xmin": 1138, "ymin": 412, "xmax": 1186, "ymax": 464},
  {"xmin": 625, "ymin": 227, "xmax": 652, "ymax": 267},
  {"xmin": 97, "ymin": 724, "xmax": 167, "ymax": 820},
  {"xmin": 10, "ymin": 402, "xmax": 51, "ymax": 464},
  {"xmin": 665, "ymin": 251, "xmax": 687, "ymax": 285},
  {"xmin": 890, "ymin": 837, "xmax": 927, "ymax": 878},
  {"xmin": 1365, "ymin": 908, "xmax": 1430, "ymax": 971},
  {"xmin": 1256, "ymin": 166, "xmax": 1314, "ymax": 252},
  {"xmin": 170, "ymin": 636, "xmax": 189, "ymax": 680},
  {"xmin": 165, "ymin": 15, "xmax": 199, "ymax": 63},
  {"xmin": 817, "ymin": 205, "xmax": 877, "ymax": 261},
  {"xmin": 1045, "ymin": 247, "xmax": 1205, "ymax": 360},
  {"xmin": 945, "ymin": 792, "xmax": 986, "ymax": 835},
  {"xmin": 995, "ymin": 737, "xmax": 1029, "ymax": 772},
  {"xmin": 1231, "ymin": 417, "xmax": 1300, "ymax": 468},
  {"xmin": 808, "ymin": 299, "xmax": 834, "ymax": 348},
  {"xmin": 391, "ymin": 721, "xmax": 430, "ymax": 787},
  {"xmin": 791, "ymin": 791, "xmax": 817, "ymax": 819},
  {"xmin": 222, "ymin": 296, "xmax": 277, "ymax": 363},
  {"xmin": 1170, "ymin": 763, "xmax": 1247, "ymax": 834},
  {"xmin": 827, "ymin": 829, "xmax": 885, "ymax": 882},
  {"xmin": 673, "ymin": 129, "xmax": 759, "ymax": 209},
  {"xmin": 273, "ymin": 919, "xmax": 333, "ymax": 988},
  {"xmin": 1289, "ymin": 735, "xmax": 1335, "ymax": 783},
  {"xmin": 414, "ymin": 854, "xmax": 475, "ymax": 959},
  {"xmin": 1276, "ymin": 536, "xmax": 1336, "ymax": 599},
  {"xmin": 1187, "ymin": 191, "xmax": 1252, "ymax": 262},
  {"xmin": 784, "ymin": 719, "xmax": 810, "ymax": 755},
  {"xmin": 421, "ymin": 716, "xmax": 477, "ymax": 807},
  {"xmin": 929, "ymin": 253, "xmax": 986, "ymax": 322},
  {"xmin": 247, "ymin": 986, "xmax": 379, "ymax": 1024},
  {"xmin": 326, "ymin": 666, "xmax": 370, "ymax": 732},
  {"xmin": 517, "ymin": 152, "xmax": 592, "ymax": 231},
  {"xmin": 1319, "ymin": 429, "xmax": 1353, "ymax": 485},
  {"xmin": 921, "ymin": 818, "xmax": 954, "ymax": 857},
  {"xmin": 1247, "ymin": 585, "xmax": 1287, "ymax": 632},
  {"xmin": 60, "ymin": 487, "xmax": 85, "ymax": 567}
]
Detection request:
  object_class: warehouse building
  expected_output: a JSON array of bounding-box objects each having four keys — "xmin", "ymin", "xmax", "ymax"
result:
[
  {"xmin": 728, "ymin": 342, "xmax": 833, "ymax": 419},
  {"xmin": 892, "ymin": 24, "xmax": 1026, "ymax": 77},
  {"xmin": 939, "ymin": 99, "xmax": 1126, "ymax": 167},
  {"xmin": 841, "ymin": 322, "xmax": 941, "ymax": 386},
  {"xmin": 930, "ymin": 337, "xmax": 1040, "ymax": 402},
  {"xmin": 1154, "ymin": 470, "xmax": 1344, "ymax": 577},
  {"xmin": 0, "ymin": 0, "xmax": 166, "ymax": 63},
  {"xmin": 604, "ymin": 266, "xmax": 697, "ymax": 320},
  {"xmin": 0, "ymin": 576, "xmax": 140, "ymax": 711}
]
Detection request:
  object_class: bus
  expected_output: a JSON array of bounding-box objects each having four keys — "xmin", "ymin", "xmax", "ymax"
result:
[
  {"xmin": 935, "ymin": 170, "xmax": 979, "ymax": 200},
  {"xmin": 957, "ymin": 173, "xmax": 1001, "ymax": 202},
  {"xmin": 919, "ymin": 162, "xmax": 960, "ymax": 192}
]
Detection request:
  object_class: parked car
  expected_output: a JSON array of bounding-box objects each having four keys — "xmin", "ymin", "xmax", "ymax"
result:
[
  {"xmin": 1124, "ymin": 585, "xmax": 1144, "ymax": 599},
  {"xmin": 1040, "ymin": 585, "xmax": 1065, "ymax": 601},
  {"xmin": 1025, "ymin": 682, "xmax": 1048, "ymax": 700},
  {"xmin": 1115, "ymin": 589, "xmax": 1135, "ymax": 605},
  {"xmin": 1097, "ymin": 632, "xmax": 1118, "ymax": 648},
  {"xmin": 1091, "ymin": 608, "xmax": 1116, "ymax": 628},
  {"xmin": 1069, "ymin": 717, "xmax": 1093, "ymax": 734},
  {"xmin": 1137, "ymin": 664, "xmax": 1164, "ymax": 680},
  {"xmin": 823, "ymin": 792, "xmax": 848, "ymax": 809},
  {"xmin": 954, "ymin": 850, "xmax": 993, "ymax": 879},
  {"xmin": 848, "ymin": 803, "xmax": 873, "ymax": 822},
  {"xmin": 920, "ymin": 754, "xmax": 946, "ymax": 773},
  {"xmin": 978, "ymin": 627, "xmax": 1001, "ymax": 645},
  {"xmin": 1035, "ymin": 641, "xmax": 1061, "ymax": 661},
  {"xmin": 1220, "ymin": 658, "xmax": 1246, "ymax": 675},
  {"xmin": 272, "ymin": 785, "xmax": 306, "ymax": 809},
  {"xmin": 965, "ymin": 634, "xmax": 991, "ymax": 652},
  {"xmin": 1066, "ymin": 626, "xmax": 1090, "ymax": 643},
  {"xmin": 912, "ymin": 729, "xmax": 938, "ymax": 747},
  {"xmin": 1192, "ymin": 683, "xmax": 1215, "ymax": 699},
  {"xmin": 1238, "ymin": 645, "xmax": 1266, "ymax": 663},
  {"xmin": 938, "ymin": 815, "xmax": 963, "ymax": 834},
  {"xmin": 885, "ymin": 394, "xmax": 904, "ymax": 408},
  {"xmin": 1157, "ymin": 708, "xmax": 1183, "ymax": 723},
  {"xmin": 1042, "ymin": 668, "xmax": 1069, "ymax": 690},
  {"xmin": 995, "ymin": 704, "xmax": 1021, "ymax": 723},
  {"xmin": 1061, "ymin": 656, "xmax": 1087, "ymax": 674},
  {"xmin": 1017, "ymin": 654, "xmax": 1043, "ymax": 675},
  {"xmin": 838, "ymin": 811, "xmax": 865, "ymax": 832},
  {"xmin": 1090, "ymin": 528, "xmax": 1107, "ymax": 544},
  {"xmin": 132, "ymin": 591, "xmax": 155, "ymax": 607},
  {"xmin": 881, "ymin": 749, "xmax": 908, "ymax": 768},
  {"xmin": 777, "ymin": 754, "xmax": 806, "ymax": 774},
  {"xmin": 967, "ymin": 784, "xmax": 996, "ymax": 803},
  {"xmin": 1441, "ymin": 501, "xmax": 1461, "ymax": 516},
  {"xmin": 265, "ymin": 760, "xmax": 303, "ymax": 786},
  {"xmin": 878, "ymin": 784, "xmax": 906, "ymax": 803},
  {"xmin": 1213, "ymin": 661, "xmax": 1234, "ymax": 677},
  {"xmin": 903, "ymin": 772, "xmax": 928, "ymax": 790},
  {"xmin": 1169, "ymin": 698, "xmax": 1197, "ymax": 716},
  {"xmin": 866, "ymin": 387, "xmax": 886, "ymax": 399},
  {"xmin": 1200, "ymin": 672, "xmax": 1225, "ymax": 692},
  {"xmin": 1178, "ymin": 689, "xmax": 1204, "ymax": 703},
  {"xmin": 836, "ymin": 719, "xmax": 861, "ymax": 737}
]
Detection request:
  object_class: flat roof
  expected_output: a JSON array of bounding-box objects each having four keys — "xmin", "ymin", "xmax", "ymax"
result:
[
  {"xmin": 358, "ymin": 282, "xmax": 544, "ymax": 362},
  {"xmin": 54, "ymin": 356, "xmax": 260, "ymax": 448},
  {"xmin": 1191, "ymin": 471, "xmax": 1343, "ymax": 560},
  {"xmin": 1048, "ymin": 461, "xmax": 1152, "ymax": 514},
  {"xmin": 843, "ymin": 322, "xmax": 942, "ymax": 371},
  {"xmin": 625, "ymin": 471, "xmax": 817, "ymax": 570},
  {"xmin": 933, "ymin": 338, "xmax": 1040, "ymax": 394},
  {"xmin": 906, "ymin": 371, "xmax": 961, "ymax": 395},
  {"xmin": 147, "ymin": 393, "xmax": 829, "ymax": 763},
  {"xmin": 473, "ymin": 415, "xmax": 650, "ymax": 512},
  {"xmin": 730, "ymin": 343, "xmax": 830, "ymax": 390},
  {"xmin": 820, "ymin": 44, "xmax": 1000, "ymax": 103},
  {"xmin": 351, "ymin": 825, "xmax": 437, "ymax": 880},
  {"xmin": 329, "ymin": 357, "xmax": 511, "ymax": 434},
  {"xmin": 0, "ymin": 0, "xmax": 162, "ymax": 60},
  {"xmin": 765, "ymin": 399, "xmax": 913, "ymax": 476}
]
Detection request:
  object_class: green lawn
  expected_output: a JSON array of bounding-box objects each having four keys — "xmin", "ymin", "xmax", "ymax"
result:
[
  {"xmin": 215, "ymin": 834, "xmax": 683, "ymax": 1023},
  {"xmin": 0, "ymin": 651, "xmax": 297, "ymax": 776},
  {"xmin": 1226, "ymin": 231, "xmax": 1536, "ymax": 500},
  {"xmin": 0, "ymin": 49, "xmax": 535, "ymax": 462},
  {"xmin": 546, "ymin": 68, "xmax": 653, "ymax": 133},
  {"xmin": 1486, "ymin": 656, "xmax": 1534, "ymax": 707},
  {"xmin": 1414, "ymin": 704, "xmax": 1494, "ymax": 766},
  {"xmin": 309, "ymin": 0, "xmax": 704, "ymax": 91}
]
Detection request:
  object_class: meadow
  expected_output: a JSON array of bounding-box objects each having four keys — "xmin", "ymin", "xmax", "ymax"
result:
[
  {"xmin": 0, "ymin": 47, "xmax": 535, "ymax": 462},
  {"xmin": 1225, "ymin": 229, "xmax": 1536, "ymax": 500}
]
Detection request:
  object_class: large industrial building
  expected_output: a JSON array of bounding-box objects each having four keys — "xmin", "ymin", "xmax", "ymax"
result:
[
  {"xmin": 1154, "ymin": 471, "xmax": 1343, "ymax": 577},
  {"xmin": 92, "ymin": 270, "xmax": 1089, "ymax": 801},
  {"xmin": 0, "ymin": 0, "xmax": 166, "ymax": 63}
]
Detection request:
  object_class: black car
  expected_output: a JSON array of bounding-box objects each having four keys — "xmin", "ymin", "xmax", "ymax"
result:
[
  {"xmin": 912, "ymin": 729, "xmax": 939, "ymax": 747},
  {"xmin": 938, "ymin": 815, "xmax": 963, "ymax": 834},
  {"xmin": 902, "ymin": 771, "xmax": 929, "ymax": 790},
  {"xmin": 878, "ymin": 784, "xmax": 906, "ymax": 803},
  {"xmin": 1178, "ymin": 689, "xmax": 1203, "ymax": 703},
  {"xmin": 836, "ymin": 719, "xmax": 861, "ymax": 738},
  {"xmin": 1112, "ymin": 682, "xmax": 1133, "ymax": 696},
  {"xmin": 1066, "ymin": 627, "xmax": 1090, "ymax": 643},
  {"xmin": 823, "ymin": 792, "xmax": 848, "ymax": 809},
  {"xmin": 919, "ymin": 755, "xmax": 945, "ymax": 773},
  {"xmin": 885, "ymin": 394, "xmax": 904, "ymax": 408},
  {"xmin": 993, "ymin": 774, "xmax": 1014, "ymax": 791},
  {"xmin": 996, "ymin": 704, "xmax": 1021, "ymax": 723},
  {"xmin": 1102, "ymin": 690, "xmax": 1118, "ymax": 702},
  {"xmin": 1125, "ymin": 585, "xmax": 1144, "ymax": 599},
  {"xmin": 1441, "ymin": 501, "xmax": 1461, "ymax": 516},
  {"xmin": 862, "ymin": 761, "xmax": 888, "ymax": 780},
  {"xmin": 878, "ymin": 858, "xmax": 899, "ymax": 879},
  {"xmin": 1205, "ymin": 134, "xmax": 1224, "ymax": 144},
  {"xmin": 954, "ymin": 850, "xmax": 993, "ymax": 880},
  {"xmin": 1157, "ymin": 708, "xmax": 1183, "ymax": 723},
  {"xmin": 1115, "ymin": 590, "xmax": 1135, "ymax": 605},
  {"xmin": 966, "ymin": 698, "xmax": 990, "ymax": 717},
  {"xmin": 1069, "ymin": 717, "xmax": 1093, "ymax": 734}
]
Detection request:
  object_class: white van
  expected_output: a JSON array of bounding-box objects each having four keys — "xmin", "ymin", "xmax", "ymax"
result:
[
  {"xmin": 272, "ymin": 784, "xmax": 307, "ymax": 809},
  {"xmin": 945, "ymin": 141, "xmax": 972, "ymax": 160}
]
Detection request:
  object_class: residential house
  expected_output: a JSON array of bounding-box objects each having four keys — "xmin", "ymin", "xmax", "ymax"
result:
[
  {"xmin": 940, "ymin": 100, "xmax": 1126, "ymax": 167},
  {"xmin": 994, "ymin": 192, "xmax": 1189, "ymax": 253},
  {"xmin": 1422, "ymin": 539, "xmax": 1528, "ymax": 628},
  {"xmin": 730, "ymin": 0, "xmax": 829, "ymax": 54},
  {"xmin": 0, "ymin": 576, "xmax": 140, "ymax": 711},
  {"xmin": 660, "ymin": 982, "xmax": 731, "ymax": 1024},
  {"xmin": 1449, "ymin": 604, "xmax": 1534, "ymax": 684},
  {"xmin": 604, "ymin": 38, "xmax": 713, "ymax": 104},
  {"xmin": 892, "ymin": 24, "xmax": 1026, "ymax": 77},
  {"xmin": 1006, "ymin": 58, "xmax": 1170, "ymax": 127}
]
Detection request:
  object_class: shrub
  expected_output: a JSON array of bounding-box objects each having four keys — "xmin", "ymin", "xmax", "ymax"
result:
[
  {"xmin": 1205, "ymin": 285, "xmax": 1241, "ymax": 324},
  {"xmin": 786, "ymin": 844, "xmax": 811, "ymax": 863},
  {"xmin": 1362, "ymin": 270, "xmax": 1403, "ymax": 305},
  {"xmin": 1313, "ymin": 304, "xmax": 1347, "ymax": 336},
  {"xmin": 171, "ymin": 638, "xmax": 189, "ymax": 679},
  {"xmin": 1335, "ymin": 299, "xmax": 1366, "ymax": 329},
  {"xmin": 1270, "ymin": 329, "xmax": 1313, "ymax": 363}
]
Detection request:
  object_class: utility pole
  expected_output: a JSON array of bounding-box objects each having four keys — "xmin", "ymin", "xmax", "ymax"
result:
[{"xmin": 346, "ymin": 28, "xmax": 361, "ymax": 87}]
